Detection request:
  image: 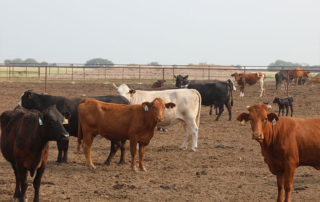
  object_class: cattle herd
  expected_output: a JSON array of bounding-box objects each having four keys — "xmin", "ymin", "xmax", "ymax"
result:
[{"xmin": 0, "ymin": 68, "xmax": 317, "ymax": 202}]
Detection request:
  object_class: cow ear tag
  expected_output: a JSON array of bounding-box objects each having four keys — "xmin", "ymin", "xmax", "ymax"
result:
[
  {"xmin": 144, "ymin": 105, "xmax": 149, "ymax": 111},
  {"xmin": 39, "ymin": 117, "xmax": 43, "ymax": 125},
  {"xmin": 272, "ymin": 119, "xmax": 276, "ymax": 125},
  {"xmin": 28, "ymin": 94, "xmax": 31, "ymax": 99},
  {"xmin": 63, "ymin": 117, "xmax": 68, "ymax": 124},
  {"xmin": 241, "ymin": 120, "xmax": 247, "ymax": 125}
]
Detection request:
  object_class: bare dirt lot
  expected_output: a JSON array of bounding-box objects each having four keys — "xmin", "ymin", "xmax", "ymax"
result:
[{"xmin": 1, "ymin": 81, "xmax": 320, "ymax": 202}]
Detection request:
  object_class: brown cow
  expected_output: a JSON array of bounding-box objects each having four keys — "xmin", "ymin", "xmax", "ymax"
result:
[
  {"xmin": 231, "ymin": 72, "xmax": 265, "ymax": 97},
  {"xmin": 77, "ymin": 98, "xmax": 176, "ymax": 171},
  {"xmin": 0, "ymin": 105, "xmax": 70, "ymax": 202},
  {"xmin": 151, "ymin": 79, "xmax": 166, "ymax": 88},
  {"xmin": 280, "ymin": 67, "xmax": 310, "ymax": 86},
  {"xmin": 237, "ymin": 104, "xmax": 320, "ymax": 202}
]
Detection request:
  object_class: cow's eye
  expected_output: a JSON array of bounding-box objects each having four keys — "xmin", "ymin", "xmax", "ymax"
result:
[
  {"xmin": 248, "ymin": 118, "xmax": 251, "ymax": 121},
  {"xmin": 264, "ymin": 118, "xmax": 268, "ymax": 122}
]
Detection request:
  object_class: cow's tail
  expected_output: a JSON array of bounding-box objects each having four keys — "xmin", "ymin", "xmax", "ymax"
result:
[
  {"xmin": 77, "ymin": 118, "xmax": 82, "ymax": 157},
  {"xmin": 193, "ymin": 89, "xmax": 201, "ymax": 127}
]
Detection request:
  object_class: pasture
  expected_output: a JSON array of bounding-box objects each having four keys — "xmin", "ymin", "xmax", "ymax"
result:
[{"xmin": 1, "ymin": 81, "xmax": 320, "ymax": 201}]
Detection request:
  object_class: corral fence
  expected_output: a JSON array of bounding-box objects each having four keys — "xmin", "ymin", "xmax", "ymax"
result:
[{"xmin": 0, "ymin": 63, "xmax": 320, "ymax": 95}]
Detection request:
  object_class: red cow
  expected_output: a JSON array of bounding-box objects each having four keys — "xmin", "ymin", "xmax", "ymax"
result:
[
  {"xmin": 151, "ymin": 79, "xmax": 166, "ymax": 88},
  {"xmin": 237, "ymin": 104, "xmax": 320, "ymax": 202},
  {"xmin": 77, "ymin": 98, "xmax": 175, "ymax": 171},
  {"xmin": 0, "ymin": 106, "xmax": 70, "ymax": 202},
  {"xmin": 231, "ymin": 72, "xmax": 265, "ymax": 97}
]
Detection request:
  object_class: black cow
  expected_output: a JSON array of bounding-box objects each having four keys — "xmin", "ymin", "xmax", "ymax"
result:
[
  {"xmin": 275, "ymin": 72, "xmax": 289, "ymax": 90},
  {"xmin": 0, "ymin": 105, "xmax": 70, "ymax": 202},
  {"xmin": 174, "ymin": 75, "xmax": 190, "ymax": 88},
  {"xmin": 273, "ymin": 96, "xmax": 294, "ymax": 117},
  {"xmin": 19, "ymin": 90, "xmax": 129, "ymax": 165}
]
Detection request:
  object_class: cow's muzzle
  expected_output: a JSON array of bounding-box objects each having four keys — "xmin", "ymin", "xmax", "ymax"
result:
[
  {"xmin": 157, "ymin": 117, "xmax": 164, "ymax": 122},
  {"xmin": 252, "ymin": 133, "xmax": 264, "ymax": 140},
  {"xmin": 62, "ymin": 133, "xmax": 70, "ymax": 140}
]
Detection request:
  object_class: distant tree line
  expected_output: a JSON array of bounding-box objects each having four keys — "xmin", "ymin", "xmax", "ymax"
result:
[
  {"xmin": 4, "ymin": 58, "xmax": 55, "ymax": 66},
  {"xmin": 268, "ymin": 60, "xmax": 309, "ymax": 70}
]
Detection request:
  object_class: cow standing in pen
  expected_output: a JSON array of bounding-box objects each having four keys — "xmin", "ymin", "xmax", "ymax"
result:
[
  {"xmin": 0, "ymin": 106, "xmax": 70, "ymax": 202},
  {"xmin": 231, "ymin": 72, "xmax": 265, "ymax": 97},
  {"xmin": 273, "ymin": 97, "xmax": 294, "ymax": 117},
  {"xmin": 77, "ymin": 98, "xmax": 176, "ymax": 171}
]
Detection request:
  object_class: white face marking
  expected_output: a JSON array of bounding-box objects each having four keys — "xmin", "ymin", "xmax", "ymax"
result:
[{"xmin": 18, "ymin": 92, "xmax": 24, "ymax": 106}]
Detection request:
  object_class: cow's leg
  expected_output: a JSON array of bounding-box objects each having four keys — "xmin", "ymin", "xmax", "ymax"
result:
[
  {"xmin": 82, "ymin": 132, "xmax": 95, "ymax": 169},
  {"xmin": 284, "ymin": 165, "xmax": 296, "ymax": 202},
  {"xmin": 276, "ymin": 173, "xmax": 285, "ymax": 202},
  {"xmin": 286, "ymin": 106, "xmax": 289, "ymax": 116},
  {"xmin": 33, "ymin": 158, "xmax": 47, "ymax": 202},
  {"xmin": 118, "ymin": 140, "xmax": 127, "ymax": 165},
  {"xmin": 239, "ymin": 86, "xmax": 244, "ymax": 97},
  {"xmin": 215, "ymin": 105, "xmax": 224, "ymax": 121},
  {"xmin": 290, "ymin": 105, "xmax": 293, "ymax": 117},
  {"xmin": 180, "ymin": 124, "xmax": 190, "ymax": 150},
  {"xmin": 282, "ymin": 107, "xmax": 284, "ymax": 116},
  {"xmin": 225, "ymin": 101, "xmax": 232, "ymax": 121},
  {"xmin": 56, "ymin": 141, "xmax": 63, "ymax": 163},
  {"xmin": 62, "ymin": 139, "xmax": 69, "ymax": 163},
  {"xmin": 209, "ymin": 105, "xmax": 213, "ymax": 115},
  {"xmin": 138, "ymin": 143, "xmax": 147, "ymax": 171},
  {"xmin": 17, "ymin": 163, "xmax": 28, "ymax": 202},
  {"xmin": 104, "ymin": 140, "xmax": 121, "ymax": 165},
  {"xmin": 278, "ymin": 107, "xmax": 281, "ymax": 117},
  {"xmin": 216, "ymin": 107, "xmax": 219, "ymax": 115},
  {"xmin": 130, "ymin": 138, "xmax": 138, "ymax": 171},
  {"xmin": 11, "ymin": 164, "xmax": 21, "ymax": 200},
  {"xmin": 185, "ymin": 119, "xmax": 199, "ymax": 151}
]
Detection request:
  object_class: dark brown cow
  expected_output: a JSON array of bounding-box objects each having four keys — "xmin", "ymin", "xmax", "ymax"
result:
[
  {"xmin": 77, "ymin": 98, "xmax": 176, "ymax": 171},
  {"xmin": 0, "ymin": 106, "xmax": 70, "ymax": 202},
  {"xmin": 231, "ymin": 72, "xmax": 265, "ymax": 97},
  {"xmin": 151, "ymin": 79, "xmax": 166, "ymax": 88},
  {"xmin": 237, "ymin": 104, "xmax": 320, "ymax": 202}
]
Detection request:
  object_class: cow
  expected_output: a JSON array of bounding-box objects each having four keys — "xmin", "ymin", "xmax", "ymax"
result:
[
  {"xmin": 231, "ymin": 72, "xmax": 265, "ymax": 97},
  {"xmin": 273, "ymin": 97, "xmax": 293, "ymax": 117},
  {"xmin": 18, "ymin": 90, "xmax": 130, "ymax": 165},
  {"xmin": 174, "ymin": 75, "xmax": 236, "ymax": 90},
  {"xmin": 77, "ymin": 98, "xmax": 176, "ymax": 171},
  {"xmin": 237, "ymin": 104, "xmax": 320, "ymax": 202},
  {"xmin": 151, "ymin": 79, "xmax": 166, "ymax": 88},
  {"xmin": 0, "ymin": 105, "xmax": 70, "ymax": 202},
  {"xmin": 113, "ymin": 83, "xmax": 201, "ymax": 151},
  {"xmin": 275, "ymin": 72, "xmax": 289, "ymax": 90},
  {"xmin": 184, "ymin": 81, "xmax": 234, "ymax": 121},
  {"xmin": 280, "ymin": 67, "xmax": 310, "ymax": 86}
]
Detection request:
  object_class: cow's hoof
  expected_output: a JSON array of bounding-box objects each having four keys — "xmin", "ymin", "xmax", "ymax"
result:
[
  {"xmin": 180, "ymin": 146, "xmax": 186, "ymax": 150},
  {"xmin": 157, "ymin": 127, "xmax": 161, "ymax": 131},
  {"xmin": 88, "ymin": 166, "xmax": 96, "ymax": 170},
  {"xmin": 12, "ymin": 198, "xmax": 19, "ymax": 202},
  {"xmin": 140, "ymin": 168, "xmax": 147, "ymax": 172},
  {"xmin": 132, "ymin": 168, "xmax": 138, "ymax": 172},
  {"xmin": 162, "ymin": 129, "xmax": 168, "ymax": 132},
  {"xmin": 191, "ymin": 148, "xmax": 196, "ymax": 152},
  {"xmin": 103, "ymin": 162, "xmax": 110, "ymax": 166}
]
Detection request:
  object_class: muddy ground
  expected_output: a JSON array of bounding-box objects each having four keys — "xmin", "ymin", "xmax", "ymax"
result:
[{"xmin": 1, "ymin": 81, "xmax": 320, "ymax": 202}]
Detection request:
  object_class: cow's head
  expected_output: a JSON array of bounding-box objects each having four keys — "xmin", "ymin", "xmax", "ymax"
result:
[
  {"xmin": 304, "ymin": 71, "xmax": 310, "ymax": 78},
  {"xmin": 142, "ymin": 98, "xmax": 176, "ymax": 122},
  {"xmin": 236, "ymin": 104, "xmax": 278, "ymax": 142},
  {"xmin": 227, "ymin": 79, "xmax": 236, "ymax": 91},
  {"xmin": 157, "ymin": 80, "xmax": 166, "ymax": 86},
  {"xmin": 273, "ymin": 97, "xmax": 280, "ymax": 104},
  {"xmin": 113, "ymin": 83, "xmax": 131, "ymax": 98},
  {"xmin": 38, "ymin": 105, "xmax": 70, "ymax": 141},
  {"xmin": 231, "ymin": 72, "xmax": 240, "ymax": 81},
  {"xmin": 174, "ymin": 75, "xmax": 189, "ymax": 88}
]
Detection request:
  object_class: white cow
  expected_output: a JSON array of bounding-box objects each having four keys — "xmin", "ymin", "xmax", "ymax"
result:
[{"xmin": 113, "ymin": 83, "xmax": 201, "ymax": 151}]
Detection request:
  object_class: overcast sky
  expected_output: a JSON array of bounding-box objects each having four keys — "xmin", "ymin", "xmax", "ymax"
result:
[{"xmin": 0, "ymin": 0, "xmax": 319, "ymax": 66}]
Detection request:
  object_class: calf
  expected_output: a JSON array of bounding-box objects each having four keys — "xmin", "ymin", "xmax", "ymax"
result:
[
  {"xmin": 237, "ymin": 104, "xmax": 320, "ymax": 202},
  {"xmin": 19, "ymin": 90, "xmax": 129, "ymax": 164},
  {"xmin": 0, "ymin": 105, "xmax": 70, "ymax": 202},
  {"xmin": 273, "ymin": 97, "xmax": 293, "ymax": 117},
  {"xmin": 275, "ymin": 72, "xmax": 289, "ymax": 90},
  {"xmin": 77, "ymin": 98, "xmax": 176, "ymax": 171},
  {"xmin": 151, "ymin": 79, "xmax": 166, "ymax": 88},
  {"xmin": 231, "ymin": 72, "xmax": 265, "ymax": 97}
]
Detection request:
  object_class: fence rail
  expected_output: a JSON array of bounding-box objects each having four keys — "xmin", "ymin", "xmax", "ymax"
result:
[{"xmin": 1, "ymin": 63, "xmax": 320, "ymax": 95}]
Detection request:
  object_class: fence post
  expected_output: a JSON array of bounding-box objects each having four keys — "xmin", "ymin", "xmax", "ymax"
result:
[
  {"xmin": 208, "ymin": 67, "xmax": 210, "ymax": 80},
  {"xmin": 286, "ymin": 69, "xmax": 289, "ymax": 96},
  {"xmin": 45, "ymin": 67, "xmax": 47, "ymax": 94},
  {"xmin": 172, "ymin": 65, "xmax": 175, "ymax": 84},
  {"xmin": 26, "ymin": 66, "xmax": 27, "ymax": 78},
  {"xmin": 83, "ymin": 66, "xmax": 85, "ymax": 84},
  {"xmin": 138, "ymin": 65, "xmax": 141, "ymax": 84},
  {"xmin": 49, "ymin": 66, "xmax": 50, "ymax": 76},
  {"xmin": 8, "ymin": 64, "xmax": 12, "ymax": 82},
  {"xmin": 103, "ymin": 64, "xmax": 108, "ymax": 84},
  {"xmin": 163, "ymin": 68, "xmax": 165, "ymax": 82},
  {"xmin": 58, "ymin": 66, "xmax": 60, "ymax": 75},
  {"xmin": 71, "ymin": 64, "xmax": 75, "ymax": 84},
  {"xmin": 38, "ymin": 64, "xmax": 41, "ymax": 83},
  {"xmin": 122, "ymin": 67, "xmax": 124, "ymax": 83}
]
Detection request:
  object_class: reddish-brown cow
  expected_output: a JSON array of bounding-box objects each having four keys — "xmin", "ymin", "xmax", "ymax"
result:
[
  {"xmin": 150, "ymin": 79, "xmax": 166, "ymax": 88},
  {"xmin": 237, "ymin": 104, "xmax": 320, "ymax": 202},
  {"xmin": 0, "ymin": 106, "xmax": 70, "ymax": 202},
  {"xmin": 77, "ymin": 98, "xmax": 176, "ymax": 171},
  {"xmin": 280, "ymin": 67, "xmax": 310, "ymax": 86},
  {"xmin": 231, "ymin": 72, "xmax": 265, "ymax": 97}
]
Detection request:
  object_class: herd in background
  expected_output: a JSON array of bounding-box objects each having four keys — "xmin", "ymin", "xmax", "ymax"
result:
[{"xmin": 0, "ymin": 67, "xmax": 313, "ymax": 201}]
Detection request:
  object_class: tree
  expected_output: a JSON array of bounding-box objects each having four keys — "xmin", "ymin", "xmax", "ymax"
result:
[
  {"xmin": 23, "ymin": 58, "xmax": 38, "ymax": 66},
  {"xmin": 232, "ymin": 64, "xmax": 242, "ymax": 69},
  {"xmin": 268, "ymin": 60, "xmax": 308, "ymax": 70},
  {"xmin": 4, "ymin": 58, "xmax": 24, "ymax": 66},
  {"xmin": 85, "ymin": 58, "xmax": 113, "ymax": 66},
  {"xmin": 40, "ymin": 61, "xmax": 48, "ymax": 66},
  {"xmin": 147, "ymin": 61, "xmax": 160, "ymax": 66}
]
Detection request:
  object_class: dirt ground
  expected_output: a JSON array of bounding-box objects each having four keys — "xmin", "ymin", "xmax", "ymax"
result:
[{"xmin": 1, "ymin": 81, "xmax": 320, "ymax": 202}]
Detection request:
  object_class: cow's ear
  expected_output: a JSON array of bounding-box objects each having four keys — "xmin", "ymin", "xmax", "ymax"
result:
[
  {"xmin": 268, "ymin": 113, "xmax": 279, "ymax": 122},
  {"xmin": 62, "ymin": 111, "xmax": 71, "ymax": 119},
  {"xmin": 38, "ymin": 113, "xmax": 44, "ymax": 125},
  {"xmin": 236, "ymin": 113, "xmax": 249, "ymax": 122},
  {"xmin": 184, "ymin": 75, "xmax": 189, "ymax": 80},
  {"xmin": 174, "ymin": 76, "xmax": 177, "ymax": 79},
  {"xmin": 157, "ymin": 80, "xmax": 161, "ymax": 83},
  {"xmin": 129, "ymin": 90, "xmax": 136, "ymax": 95},
  {"xmin": 165, "ymin": 102, "xmax": 176, "ymax": 109},
  {"xmin": 26, "ymin": 92, "xmax": 32, "ymax": 99},
  {"xmin": 142, "ymin": 102, "xmax": 152, "ymax": 111}
]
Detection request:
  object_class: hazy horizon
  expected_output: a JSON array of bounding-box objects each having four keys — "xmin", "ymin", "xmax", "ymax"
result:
[{"xmin": 0, "ymin": 0, "xmax": 319, "ymax": 66}]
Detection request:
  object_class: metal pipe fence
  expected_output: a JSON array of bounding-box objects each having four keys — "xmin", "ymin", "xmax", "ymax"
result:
[{"xmin": 0, "ymin": 63, "xmax": 320, "ymax": 94}]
